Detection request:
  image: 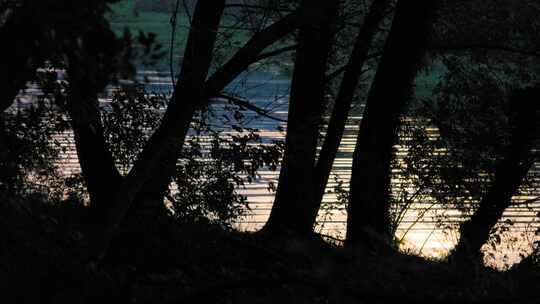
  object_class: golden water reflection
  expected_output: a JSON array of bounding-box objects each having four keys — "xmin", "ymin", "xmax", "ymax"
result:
[
  {"xmin": 233, "ymin": 123, "xmax": 540, "ymax": 269},
  {"xmin": 45, "ymin": 98, "xmax": 539, "ymax": 269}
]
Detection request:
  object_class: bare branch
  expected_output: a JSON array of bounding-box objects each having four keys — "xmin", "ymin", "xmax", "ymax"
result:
[
  {"xmin": 254, "ymin": 44, "xmax": 297, "ymax": 62},
  {"xmin": 218, "ymin": 93, "xmax": 287, "ymax": 123},
  {"xmin": 511, "ymin": 196, "xmax": 540, "ymax": 206},
  {"xmin": 205, "ymin": 10, "xmax": 301, "ymax": 97}
]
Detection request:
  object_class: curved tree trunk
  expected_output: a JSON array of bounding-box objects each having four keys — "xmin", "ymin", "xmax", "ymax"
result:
[
  {"xmin": 450, "ymin": 87, "xmax": 540, "ymax": 263},
  {"xmin": 135, "ymin": 6, "xmax": 303, "ymax": 217},
  {"xmin": 67, "ymin": 57, "xmax": 123, "ymax": 219},
  {"xmin": 130, "ymin": 0, "xmax": 226, "ymax": 218},
  {"xmin": 0, "ymin": 3, "xmax": 123, "ymax": 216},
  {"xmin": 345, "ymin": 0, "xmax": 436, "ymax": 249},
  {"xmin": 263, "ymin": 0, "xmax": 338, "ymax": 235},
  {"xmin": 91, "ymin": 1, "xmax": 305, "ymax": 260},
  {"xmin": 313, "ymin": 0, "xmax": 391, "ymax": 214},
  {"xmin": 89, "ymin": 0, "xmax": 226, "ymax": 260}
]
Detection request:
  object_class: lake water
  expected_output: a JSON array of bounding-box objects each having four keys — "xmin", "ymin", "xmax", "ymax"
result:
[{"xmin": 21, "ymin": 68, "xmax": 539, "ymax": 268}]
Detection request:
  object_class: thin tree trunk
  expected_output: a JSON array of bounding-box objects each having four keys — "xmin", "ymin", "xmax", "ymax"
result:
[
  {"xmin": 130, "ymin": 0, "xmax": 226, "ymax": 217},
  {"xmin": 89, "ymin": 0, "xmax": 226, "ymax": 260},
  {"xmin": 313, "ymin": 0, "xmax": 391, "ymax": 213},
  {"xmin": 135, "ymin": 8, "xmax": 304, "ymax": 214},
  {"xmin": 263, "ymin": 0, "xmax": 338, "ymax": 235},
  {"xmin": 345, "ymin": 0, "xmax": 436, "ymax": 249},
  {"xmin": 450, "ymin": 87, "xmax": 540, "ymax": 263},
  {"xmin": 91, "ymin": 2, "xmax": 305, "ymax": 260}
]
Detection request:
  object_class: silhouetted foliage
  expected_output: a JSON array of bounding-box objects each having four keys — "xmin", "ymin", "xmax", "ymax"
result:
[
  {"xmin": 101, "ymin": 84, "xmax": 283, "ymax": 226},
  {"xmin": 2, "ymin": 1, "xmax": 540, "ymax": 303}
]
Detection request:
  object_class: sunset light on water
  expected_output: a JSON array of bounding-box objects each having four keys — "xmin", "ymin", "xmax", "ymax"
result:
[{"xmin": 3, "ymin": 1, "xmax": 540, "ymax": 302}]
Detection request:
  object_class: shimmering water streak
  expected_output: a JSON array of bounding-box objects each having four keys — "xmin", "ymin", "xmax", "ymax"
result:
[{"xmin": 18, "ymin": 69, "xmax": 540, "ymax": 267}]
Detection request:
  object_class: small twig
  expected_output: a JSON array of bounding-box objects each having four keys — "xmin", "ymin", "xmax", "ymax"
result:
[
  {"xmin": 169, "ymin": 0, "xmax": 182, "ymax": 88},
  {"xmin": 218, "ymin": 93, "xmax": 287, "ymax": 123},
  {"xmin": 418, "ymin": 226, "xmax": 437, "ymax": 255},
  {"xmin": 319, "ymin": 233, "xmax": 344, "ymax": 244},
  {"xmin": 399, "ymin": 202, "xmax": 438, "ymax": 244}
]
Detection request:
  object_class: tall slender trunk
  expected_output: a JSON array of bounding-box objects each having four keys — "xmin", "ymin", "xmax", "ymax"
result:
[
  {"xmin": 313, "ymin": 0, "xmax": 391, "ymax": 212},
  {"xmin": 345, "ymin": 0, "xmax": 436, "ymax": 248},
  {"xmin": 89, "ymin": 0, "xmax": 226, "ymax": 260},
  {"xmin": 91, "ymin": 2, "xmax": 304, "ymax": 260},
  {"xmin": 135, "ymin": 6, "xmax": 303, "ymax": 214},
  {"xmin": 263, "ymin": 0, "xmax": 338, "ymax": 235},
  {"xmin": 450, "ymin": 87, "xmax": 540, "ymax": 262},
  {"xmin": 131, "ymin": 0, "xmax": 226, "ymax": 217}
]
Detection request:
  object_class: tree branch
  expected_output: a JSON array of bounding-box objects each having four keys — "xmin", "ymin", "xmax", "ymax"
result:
[
  {"xmin": 217, "ymin": 93, "xmax": 286, "ymax": 122},
  {"xmin": 510, "ymin": 196, "xmax": 540, "ymax": 206},
  {"xmin": 254, "ymin": 44, "xmax": 298, "ymax": 62},
  {"xmin": 204, "ymin": 10, "xmax": 302, "ymax": 97}
]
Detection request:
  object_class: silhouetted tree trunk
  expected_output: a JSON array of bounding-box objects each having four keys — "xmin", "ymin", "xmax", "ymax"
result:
[
  {"xmin": 346, "ymin": 0, "xmax": 436, "ymax": 249},
  {"xmin": 263, "ymin": 0, "xmax": 338, "ymax": 235},
  {"xmin": 0, "ymin": 116, "xmax": 7, "ymax": 182},
  {"xmin": 1, "ymin": 4, "xmax": 122, "ymax": 211},
  {"xmin": 60, "ymin": 17, "xmax": 130, "ymax": 219},
  {"xmin": 135, "ymin": 6, "xmax": 304, "ymax": 216},
  {"xmin": 129, "ymin": 0, "xmax": 226, "ymax": 218},
  {"xmin": 66, "ymin": 58, "xmax": 123, "ymax": 218},
  {"xmin": 450, "ymin": 87, "xmax": 540, "ymax": 263},
  {"xmin": 313, "ymin": 0, "xmax": 391, "ymax": 212},
  {"xmin": 89, "ymin": 0, "xmax": 226, "ymax": 260},
  {"xmin": 91, "ymin": 2, "xmax": 305, "ymax": 260}
]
